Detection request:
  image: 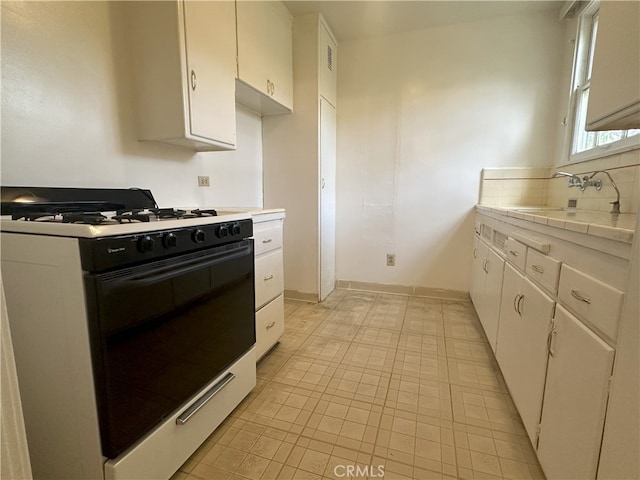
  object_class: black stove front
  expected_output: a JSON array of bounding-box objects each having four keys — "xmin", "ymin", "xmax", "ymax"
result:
[{"xmin": 72, "ymin": 205, "xmax": 256, "ymax": 459}]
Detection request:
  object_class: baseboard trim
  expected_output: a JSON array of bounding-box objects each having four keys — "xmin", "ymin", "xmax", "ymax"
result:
[
  {"xmin": 283, "ymin": 290, "xmax": 318, "ymax": 303},
  {"xmin": 336, "ymin": 280, "xmax": 470, "ymax": 301}
]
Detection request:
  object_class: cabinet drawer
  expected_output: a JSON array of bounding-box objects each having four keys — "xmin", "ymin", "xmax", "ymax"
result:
[
  {"xmin": 255, "ymin": 249, "xmax": 284, "ymax": 309},
  {"xmin": 558, "ymin": 264, "xmax": 623, "ymax": 341},
  {"xmin": 253, "ymin": 220, "xmax": 283, "ymax": 256},
  {"xmin": 255, "ymin": 294, "xmax": 285, "ymax": 361},
  {"xmin": 526, "ymin": 249, "xmax": 561, "ymax": 295},
  {"xmin": 505, "ymin": 237, "xmax": 527, "ymax": 272}
]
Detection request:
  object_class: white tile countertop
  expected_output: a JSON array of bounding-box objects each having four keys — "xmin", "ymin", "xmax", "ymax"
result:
[{"xmin": 476, "ymin": 205, "xmax": 636, "ymax": 244}]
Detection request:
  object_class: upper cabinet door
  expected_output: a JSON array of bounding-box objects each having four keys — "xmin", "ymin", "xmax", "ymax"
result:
[
  {"xmin": 236, "ymin": 1, "xmax": 293, "ymax": 113},
  {"xmin": 267, "ymin": 2, "xmax": 294, "ymax": 109},
  {"xmin": 126, "ymin": 1, "xmax": 236, "ymax": 151},
  {"xmin": 236, "ymin": 1, "xmax": 269, "ymax": 95},
  {"xmin": 183, "ymin": 1, "xmax": 236, "ymax": 146},
  {"xmin": 586, "ymin": 1, "xmax": 640, "ymax": 130}
]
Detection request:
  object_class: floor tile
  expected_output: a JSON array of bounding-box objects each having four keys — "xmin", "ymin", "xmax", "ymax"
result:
[{"xmin": 175, "ymin": 289, "xmax": 545, "ymax": 480}]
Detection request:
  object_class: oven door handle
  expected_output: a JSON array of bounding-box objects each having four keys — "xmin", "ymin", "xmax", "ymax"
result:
[
  {"xmin": 176, "ymin": 372, "xmax": 236, "ymax": 425},
  {"xmin": 120, "ymin": 247, "xmax": 250, "ymax": 287}
]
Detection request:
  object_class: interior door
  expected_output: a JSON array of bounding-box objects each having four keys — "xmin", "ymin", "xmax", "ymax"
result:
[{"xmin": 319, "ymin": 98, "xmax": 336, "ymax": 301}]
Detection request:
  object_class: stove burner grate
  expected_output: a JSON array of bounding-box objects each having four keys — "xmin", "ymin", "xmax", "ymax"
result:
[
  {"xmin": 11, "ymin": 212, "xmax": 58, "ymax": 222},
  {"xmin": 62, "ymin": 212, "xmax": 108, "ymax": 225},
  {"xmin": 190, "ymin": 209, "xmax": 218, "ymax": 217},
  {"xmin": 113, "ymin": 209, "xmax": 152, "ymax": 223}
]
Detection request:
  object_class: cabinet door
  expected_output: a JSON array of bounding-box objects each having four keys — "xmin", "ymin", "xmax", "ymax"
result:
[
  {"xmin": 236, "ymin": 1, "xmax": 269, "ymax": 95},
  {"xmin": 497, "ymin": 264, "xmax": 554, "ymax": 444},
  {"xmin": 537, "ymin": 306, "xmax": 615, "ymax": 479},
  {"xmin": 183, "ymin": 1, "xmax": 236, "ymax": 146},
  {"xmin": 236, "ymin": 1, "xmax": 292, "ymax": 111},
  {"xmin": 470, "ymin": 237, "xmax": 488, "ymax": 312},
  {"xmin": 482, "ymin": 248, "xmax": 505, "ymax": 352},
  {"xmin": 586, "ymin": 1, "xmax": 640, "ymax": 130},
  {"xmin": 267, "ymin": 1, "xmax": 293, "ymax": 109}
]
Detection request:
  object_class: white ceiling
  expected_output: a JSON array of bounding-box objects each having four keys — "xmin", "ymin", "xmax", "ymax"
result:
[{"xmin": 282, "ymin": 1, "xmax": 562, "ymax": 42}]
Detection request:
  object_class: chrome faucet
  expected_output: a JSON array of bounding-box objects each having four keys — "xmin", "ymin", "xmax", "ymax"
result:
[
  {"xmin": 588, "ymin": 170, "xmax": 621, "ymax": 214},
  {"xmin": 551, "ymin": 171, "xmax": 585, "ymax": 190}
]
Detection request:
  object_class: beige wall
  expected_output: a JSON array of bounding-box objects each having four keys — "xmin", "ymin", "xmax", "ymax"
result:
[
  {"xmin": 0, "ymin": 1, "xmax": 263, "ymax": 209},
  {"xmin": 336, "ymin": 11, "xmax": 565, "ymax": 292}
]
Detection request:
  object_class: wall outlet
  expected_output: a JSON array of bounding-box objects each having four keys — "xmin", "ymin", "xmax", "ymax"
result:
[
  {"xmin": 386, "ymin": 254, "xmax": 396, "ymax": 267},
  {"xmin": 198, "ymin": 176, "xmax": 210, "ymax": 187}
]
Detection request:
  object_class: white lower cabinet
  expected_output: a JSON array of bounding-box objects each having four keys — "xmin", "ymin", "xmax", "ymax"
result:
[
  {"xmin": 255, "ymin": 295, "xmax": 285, "ymax": 361},
  {"xmin": 496, "ymin": 263, "xmax": 554, "ymax": 445},
  {"xmin": 537, "ymin": 306, "xmax": 615, "ymax": 479},
  {"xmin": 470, "ymin": 236, "xmax": 505, "ymax": 352},
  {"xmin": 473, "ymin": 212, "xmax": 627, "ymax": 480},
  {"xmin": 253, "ymin": 213, "xmax": 286, "ymax": 362}
]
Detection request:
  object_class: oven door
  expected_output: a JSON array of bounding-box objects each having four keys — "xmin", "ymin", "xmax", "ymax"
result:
[{"xmin": 84, "ymin": 239, "xmax": 255, "ymax": 459}]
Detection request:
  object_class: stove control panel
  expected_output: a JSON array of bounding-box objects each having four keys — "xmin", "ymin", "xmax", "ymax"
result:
[{"xmin": 79, "ymin": 219, "xmax": 253, "ymax": 272}]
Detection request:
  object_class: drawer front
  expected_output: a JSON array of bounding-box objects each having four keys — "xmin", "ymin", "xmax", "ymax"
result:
[
  {"xmin": 255, "ymin": 294, "xmax": 285, "ymax": 360},
  {"xmin": 105, "ymin": 349, "xmax": 256, "ymax": 480},
  {"xmin": 558, "ymin": 264, "xmax": 623, "ymax": 341},
  {"xmin": 526, "ymin": 249, "xmax": 561, "ymax": 294},
  {"xmin": 253, "ymin": 220, "xmax": 283, "ymax": 256},
  {"xmin": 505, "ymin": 237, "xmax": 527, "ymax": 272},
  {"xmin": 255, "ymin": 249, "xmax": 284, "ymax": 309}
]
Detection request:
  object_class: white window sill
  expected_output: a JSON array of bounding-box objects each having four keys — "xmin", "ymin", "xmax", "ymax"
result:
[{"xmin": 567, "ymin": 135, "xmax": 640, "ymax": 165}]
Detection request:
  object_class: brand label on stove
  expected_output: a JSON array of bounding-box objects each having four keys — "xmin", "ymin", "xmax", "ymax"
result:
[{"xmin": 107, "ymin": 247, "xmax": 126, "ymax": 254}]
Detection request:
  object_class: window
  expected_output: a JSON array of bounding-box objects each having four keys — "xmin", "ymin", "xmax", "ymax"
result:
[{"xmin": 568, "ymin": 2, "xmax": 639, "ymax": 162}]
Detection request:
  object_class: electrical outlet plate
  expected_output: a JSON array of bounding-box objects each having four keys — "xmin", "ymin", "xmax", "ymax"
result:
[
  {"xmin": 386, "ymin": 254, "xmax": 396, "ymax": 267},
  {"xmin": 198, "ymin": 176, "xmax": 210, "ymax": 187}
]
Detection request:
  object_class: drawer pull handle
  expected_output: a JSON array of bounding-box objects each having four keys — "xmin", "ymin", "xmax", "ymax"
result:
[
  {"xmin": 264, "ymin": 274, "xmax": 274, "ymax": 281},
  {"xmin": 570, "ymin": 289, "xmax": 592, "ymax": 304},
  {"xmin": 483, "ymin": 258, "xmax": 489, "ymax": 273},
  {"xmin": 532, "ymin": 264, "xmax": 544, "ymax": 274},
  {"xmin": 266, "ymin": 321, "xmax": 276, "ymax": 330},
  {"xmin": 473, "ymin": 248, "xmax": 477, "ymax": 259},
  {"xmin": 509, "ymin": 250, "xmax": 519, "ymax": 257},
  {"xmin": 262, "ymin": 238, "xmax": 273, "ymax": 244},
  {"xmin": 176, "ymin": 373, "xmax": 235, "ymax": 425}
]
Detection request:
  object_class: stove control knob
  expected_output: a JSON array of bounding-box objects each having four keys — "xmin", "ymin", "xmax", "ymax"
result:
[
  {"xmin": 217, "ymin": 224, "xmax": 229, "ymax": 238},
  {"xmin": 137, "ymin": 235, "xmax": 155, "ymax": 253},
  {"xmin": 231, "ymin": 223, "xmax": 242, "ymax": 236},
  {"xmin": 192, "ymin": 229, "xmax": 206, "ymax": 243},
  {"xmin": 163, "ymin": 232, "xmax": 178, "ymax": 249}
]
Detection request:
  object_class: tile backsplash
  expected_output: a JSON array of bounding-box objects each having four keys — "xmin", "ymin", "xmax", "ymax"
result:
[{"xmin": 480, "ymin": 150, "xmax": 640, "ymax": 214}]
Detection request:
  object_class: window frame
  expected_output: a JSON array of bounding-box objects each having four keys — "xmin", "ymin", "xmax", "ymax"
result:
[{"xmin": 564, "ymin": 1, "xmax": 640, "ymax": 165}]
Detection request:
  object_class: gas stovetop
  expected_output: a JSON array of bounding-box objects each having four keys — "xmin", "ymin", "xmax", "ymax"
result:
[
  {"xmin": 0, "ymin": 186, "xmax": 251, "ymax": 238},
  {"xmin": 11, "ymin": 208, "xmax": 221, "ymax": 225}
]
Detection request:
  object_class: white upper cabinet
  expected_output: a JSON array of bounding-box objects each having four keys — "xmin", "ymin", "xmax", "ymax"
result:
[
  {"xmin": 236, "ymin": 1, "xmax": 293, "ymax": 114},
  {"xmin": 126, "ymin": 1, "xmax": 237, "ymax": 151},
  {"xmin": 586, "ymin": 1, "xmax": 640, "ymax": 130}
]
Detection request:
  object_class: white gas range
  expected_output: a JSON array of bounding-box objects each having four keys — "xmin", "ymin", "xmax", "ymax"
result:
[{"xmin": 1, "ymin": 186, "xmax": 257, "ymax": 480}]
